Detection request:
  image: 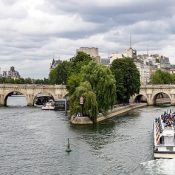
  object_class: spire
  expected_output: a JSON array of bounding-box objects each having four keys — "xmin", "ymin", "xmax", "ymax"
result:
[{"xmin": 52, "ymin": 58, "xmax": 55, "ymax": 65}]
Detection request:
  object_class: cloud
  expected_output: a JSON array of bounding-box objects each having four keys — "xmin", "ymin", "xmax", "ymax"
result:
[{"xmin": 0, "ymin": 0, "xmax": 175, "ymax": 78}]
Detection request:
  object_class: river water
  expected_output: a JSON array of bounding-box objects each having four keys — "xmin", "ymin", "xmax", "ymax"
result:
[{"xmin": 0, "ymin": 97, "xmax": 175, "ymax": 175}]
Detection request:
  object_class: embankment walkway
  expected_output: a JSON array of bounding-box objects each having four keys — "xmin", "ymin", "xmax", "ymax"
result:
[{"xmin": 71, "ymin": 103, "xmax": 147, "ymax": 125}]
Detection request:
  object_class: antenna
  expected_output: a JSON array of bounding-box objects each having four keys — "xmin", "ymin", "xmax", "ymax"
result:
[
  {"xmin": 130, "ymin": 33, "xmax": 132, "ymax": 48},
  {"xmin": 146, "ymin": 47, "xmax": 149, "ymax": 56}
]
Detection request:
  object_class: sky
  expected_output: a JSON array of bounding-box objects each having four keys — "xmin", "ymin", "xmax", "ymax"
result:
[{"xmin": 0, "ymin": 0, "xmax": 175, "ymax": 78}]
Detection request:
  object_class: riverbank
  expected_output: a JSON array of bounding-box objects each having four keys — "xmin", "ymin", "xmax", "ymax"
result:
[{"xmin": 70, "ymin": 103, "xmax": 147, "ymax": 125}]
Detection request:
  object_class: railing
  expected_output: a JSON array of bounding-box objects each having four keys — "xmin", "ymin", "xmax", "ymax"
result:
[
  {"xmin": 155, "ymin": 122, "xmax": 161, "ymax": 145},
  {"xmin": 0, "ymin": 84, "xmax": 66, "ymax": 89},
  {"xmin": 141, "ymin": 84, "xmax": 175, "ymax": 89}
]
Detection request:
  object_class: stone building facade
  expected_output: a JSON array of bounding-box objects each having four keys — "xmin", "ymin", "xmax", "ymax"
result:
[
  {"xmin": 2, "ymin": 66, "xmax": 20, "ymax": 79},
  {"xmin": 109, "ymin": 47, "xmax": 137, "ymax": 64},
  {"xmin": 50, "ymin": 59, "xmax": 62, "ymax": 71},
  {"xmin": 76, "ymin": 47, "xmax": 100, "ymax": 63}
]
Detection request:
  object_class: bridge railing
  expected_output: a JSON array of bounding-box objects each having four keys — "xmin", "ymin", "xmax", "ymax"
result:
[
  {"xmin": 0, "ymin": 84, "xmax": 66, "ymax": 89},
  {"xmin": 141, "ymin": 84, "xmax": 175, "ymax": 89}
]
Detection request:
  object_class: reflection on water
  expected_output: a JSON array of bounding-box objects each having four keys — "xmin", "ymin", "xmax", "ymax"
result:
[{"xmin": 0, "ymin": 105, "xmax": 175, "ymax": 174}]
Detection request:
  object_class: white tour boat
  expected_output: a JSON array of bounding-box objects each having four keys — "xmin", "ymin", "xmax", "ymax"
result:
[
  {"xmin": 154, "ymin": 112, "xmax": 175, "ymax": 159},
  {"xmin": 42, "ymin": 100, "xmax": 55, "ymax": 110}
]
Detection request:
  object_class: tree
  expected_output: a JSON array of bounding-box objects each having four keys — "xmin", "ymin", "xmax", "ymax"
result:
[
  {"xmin": 67, "ymin": 73, "xmax": 83, "ymax": 95},
  {"xmin": 70, "ymin": 81, "xmax": 98, "ymax": 122},
  {"xmin": 71, "ymin": 51, "xmax": 93, "ymax": 74},
  {"xmin": 111, "ymin": 58, "xmax": 140, "ymax": 104},
  {"xmin": 49, "ymin": 61, "xmax": 72, "ymax": 85},
  {"xmin": 81, "ymin": 61, "xmax": 116, "ymax": 112},
  {"xmin": 4, "ymin": 77, "xmax": 14, "ymax": 84},
  {"xmin": 171, "ymin": 74, "xmax": 175, "ymax": 84},
  {"xmin": 151, "ymin": 69, "xmax": 172, "ymax": 84},
  {"xmin": 67, "ymin": 61, "xmax": 116, "ymax": 122},
  {"xmin": 49, "ymin": 52, "xmax": 92, "ymax": 85},
  {"xmin": 24, "ymin": 78, "xmax": 32, "ymax": 84}
]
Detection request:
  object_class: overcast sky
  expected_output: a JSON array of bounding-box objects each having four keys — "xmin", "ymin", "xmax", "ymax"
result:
[{"xmin": 0, "ymin": 0, "xmax": 175, "ymax": 78}]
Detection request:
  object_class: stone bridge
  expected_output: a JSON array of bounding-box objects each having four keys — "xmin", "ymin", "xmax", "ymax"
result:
[
  {"xmin": 0, "ymin": 84, "xmax": 68, "ymax": 106},
  {"xmin": 131, "ymin": 85, "xmax": 175, "ymax": 105},
  {"xmin": 1, "ymin": 84, "xmax": 175, "ymax": 107}
]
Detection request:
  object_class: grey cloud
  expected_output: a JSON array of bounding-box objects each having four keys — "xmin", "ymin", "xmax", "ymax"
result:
[
  {"xmin": 44, "ymin": 0, "xmax": 174, "ymax": 24},
  {"xmin": 1, "ymin": 0, "xmax": 175, "ymax": 78},
  {"xmin": 1, "ymin": 0, "xmax": 18, "ymax": 5},
  {"xmin": 0, "ymin": 1, "xmax": 27, "ymax": 19},
  {"xmin": 41, "ymin": 0, "xmax": 175, "ymax": 40}
]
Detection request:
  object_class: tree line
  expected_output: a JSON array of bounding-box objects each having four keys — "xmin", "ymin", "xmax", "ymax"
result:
[
  {"xmin": 0, "ymin": 77, "xmax": 49, "ymax": 84},
  {"xmin": 150, "ymin": 69, "xmax": 175, "ymax": 84}
]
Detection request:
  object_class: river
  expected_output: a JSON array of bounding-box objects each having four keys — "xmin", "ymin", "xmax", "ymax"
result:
[{"xmin": 0, "ymin": 96, "xmax": 175, "ymax": 175}]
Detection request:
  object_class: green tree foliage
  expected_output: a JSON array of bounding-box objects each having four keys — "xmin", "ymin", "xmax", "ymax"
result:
[
  {"xmin": 70, "ymin": 81, "xmax": 98, "ymax": 122},
  {"xmin": 81, "ymin": 61, "xmax": 116, "ymax": 112},
  {"xmin": 71, "ymin": 51, "xmax": 93, "ymax": 74},
  {"xmin": 66, "ymin": 73, "xmax": 82, "ymax": 95},
  {"xmin": 24, "ymin": 78, "xmax": 32, "ymax": 84},
  {"xmin": 0, "ymin": 77, "xmax": 49, "ymax": 84},
  {"xmin": 111, "ymin": 58, "xmax": 140, "ymax": 103},
  {"xmin": 49, "ymin": 61, "xmax": 72, "ymax": 84},
  {"xmin": 151, "ymin": 69, "xmax": 172, "ymax": 84},
  {"xmin": 171, "ymin": 73, "xmax": 175, "ymax": 83},
  {"xmin": 49, "ymin": 52, "xmax": 92, "ymax": 85},
  {"xmin": 67, "ymin": 61, "xmax": 116, "ymax": 122}
]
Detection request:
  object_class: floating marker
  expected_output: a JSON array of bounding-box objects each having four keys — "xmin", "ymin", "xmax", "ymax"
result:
[{"xmin": 66, "ymin": 138, "xmax": 72, "ymax": 152}]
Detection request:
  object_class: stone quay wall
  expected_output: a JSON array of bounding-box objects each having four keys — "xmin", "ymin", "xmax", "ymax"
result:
[{"xmin": 70, "ymin": 103, "xmax": 147, "ymax": 125}]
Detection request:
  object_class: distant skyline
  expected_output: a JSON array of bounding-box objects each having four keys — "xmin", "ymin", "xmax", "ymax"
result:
[{"xmin": 0, "ymin": 0, "xmax": 175, "ymax": 78}]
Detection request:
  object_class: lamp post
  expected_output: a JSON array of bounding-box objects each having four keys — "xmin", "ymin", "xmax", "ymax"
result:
[
  {"xmin": 80, "ymin": 96, "xmax": 84, "ymax": 117},
  {"xmin": 65, "ymin": 98, "xmax": 67, "ymax": 116}
]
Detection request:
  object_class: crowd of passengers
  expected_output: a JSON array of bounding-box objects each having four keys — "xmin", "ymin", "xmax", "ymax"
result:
[{"xmin": 160, "ymin": 112, "xmax": 175, "ymax": 127}]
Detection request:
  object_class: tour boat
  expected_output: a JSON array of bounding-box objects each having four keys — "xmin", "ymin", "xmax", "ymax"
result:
[
  {"xmin": 42, "ymin": 100, "xmax": 55, "ymax": 110},
  {"xmin": 153, "ymin": 112, "xmax": 175, "ymax": 159}
]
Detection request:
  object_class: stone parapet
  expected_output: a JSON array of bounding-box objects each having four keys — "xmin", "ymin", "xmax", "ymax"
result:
[{"xmin": 70, "ymin": 115, "xmax": 93, "ymax": 125}]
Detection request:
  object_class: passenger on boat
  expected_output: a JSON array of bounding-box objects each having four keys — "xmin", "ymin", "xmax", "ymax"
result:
[{"xmin": 160, "ymin": 112, "xmax": 175, "ymax": 127}]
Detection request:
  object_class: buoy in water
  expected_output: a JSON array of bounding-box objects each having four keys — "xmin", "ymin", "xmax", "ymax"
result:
[{"xmin": 66, "ymin": 138, "xmax": 72, "ymax": 152}]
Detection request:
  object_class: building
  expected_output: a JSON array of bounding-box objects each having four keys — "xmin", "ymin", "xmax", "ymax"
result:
[
  {"xmin": 50, "ymin": 58, "xmax": 62, "ymax": 70},
  {"xmin": 135, "ymin": 61, "xmax": 151, "ymax": 85},
  {"xmin": 136, "ymin": 53, "xmax": 172, "ymax": 85},
  {"xmin": 2, "ymin": 66, "xmax": 20, "ymax": 79},
  {"xmin": 100, "ymin": 58, "xmax": 110, "ymax": 66},
  {"xmin": 109, "ymin": 53, "xmax": 124, "ymax": 64},
  {"xmin": 109, "ymin": 47, "xmax": 137, "ymax": 64},
  {"xmin": 160, "ymin": 56, "xmax": 171, "ymax": 69},
  {"xmin": 147, "ymin": 54, "xmax": 171, "ymax": 70},
  {"xmin": 76, "ymin": 47, "xmax": 100, "ymax": 63},
  {"xmin": 169, "ymin": 65, "xmax": 175, "ymax": 74}
]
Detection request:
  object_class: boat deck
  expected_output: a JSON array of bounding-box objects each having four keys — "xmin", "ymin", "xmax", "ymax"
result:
[{"xmin": 154, "ymin": 112, "xmax": 175, "ymax": 158}]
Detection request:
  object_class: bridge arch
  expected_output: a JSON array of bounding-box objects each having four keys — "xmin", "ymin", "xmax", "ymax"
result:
[
  {"xmin": 134, "ymin": 94, "xmax": 148, "ymax": 103},
  {"xmin": 152, "ymin": 92, "xmax": 171, "ymax": 105},
  {"xmin": 4, "ymin": 90, "xmax": 27, "ymax": 106},
  {"xmin": 33, "ymin": 92, "xmax": 55, "ymax": 106},
  {"xmin": 0, "ymin": 84, "xmax": 67, "ymax": 106}
]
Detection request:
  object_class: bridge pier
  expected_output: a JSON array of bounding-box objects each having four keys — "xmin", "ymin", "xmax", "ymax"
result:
[
  {"xmin": 26, "ymin": 94, "xmax": 34, "ymax": 106},
  {"xmin": 170, "ymin": 95, "xmax": 175, "ymax": 106},
  {"xmin": 0, "ymin": 94, "xmax": 5, "ymax": 106},
  {"xmin": 147, "ymin": 94, "xmax": 154, "ymax": 105}
]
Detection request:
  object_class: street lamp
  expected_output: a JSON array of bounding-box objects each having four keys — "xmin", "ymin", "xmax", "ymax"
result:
[{"xmin": 80, "ymin": 96, "xmax": 84, "ymax": 117}]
